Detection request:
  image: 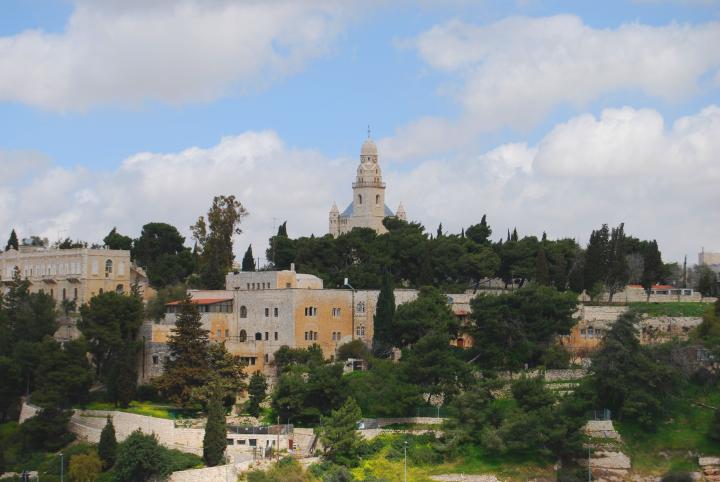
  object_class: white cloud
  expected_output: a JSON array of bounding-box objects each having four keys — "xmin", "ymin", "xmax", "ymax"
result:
[
  {"xmin": 382, "ymin": 15, "xmax": 720, "ymax": 159},
  {"xmin": 0, "ymin": 0, "xmax": 351, "ymax": 110},
  {"xmin": 0, "ymin": 131, "xmax": 353, "ymax": 263},
  {"xmin": 2, "ymin": 106, "xmax": 718, "ymax": 267},
  {"xmin": 387, "ymin": 105, "xmax": 720, "ymax": 261}
]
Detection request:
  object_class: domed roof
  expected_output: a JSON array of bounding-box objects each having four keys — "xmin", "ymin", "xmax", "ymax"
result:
[{"xmin": 361, "ymin": 138, "xmax": 378, "ymax": 157}]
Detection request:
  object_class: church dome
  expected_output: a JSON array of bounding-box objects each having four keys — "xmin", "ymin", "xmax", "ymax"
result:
[{"xmin": 361, "ymin": 138, "xmax": 378, "ymax": 157}]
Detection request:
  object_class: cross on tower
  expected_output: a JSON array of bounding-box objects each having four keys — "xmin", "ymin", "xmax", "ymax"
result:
[{"xmin": 367, "ymin": 125, "xmax": 371, "ymax": 139}]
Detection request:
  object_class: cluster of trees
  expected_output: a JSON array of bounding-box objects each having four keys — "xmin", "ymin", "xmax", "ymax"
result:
[
  {"xmin": 264, "ymin": 217, "xmax": 680, "ymax": 296},
  {"xmin": 0, "ymin": 271, "xmax": 92, "ymax": 420}
]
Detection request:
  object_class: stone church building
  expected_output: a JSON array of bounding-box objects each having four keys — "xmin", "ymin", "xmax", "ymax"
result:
[{"xmin": 329, "ymin": 136, "xmax": 406, "ymax": 237}]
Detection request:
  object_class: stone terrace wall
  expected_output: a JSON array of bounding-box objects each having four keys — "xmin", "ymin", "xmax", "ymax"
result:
[
  {"xmin": 68, "ymin": 409, "xmax": 205, "ymax": 455},
  {"xmin": 168, "ymin": 462, "xmax": 253, "ymax": 482}
]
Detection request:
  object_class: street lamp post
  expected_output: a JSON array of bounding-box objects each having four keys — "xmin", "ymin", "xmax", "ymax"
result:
[
  {"xmin": 59, "ymin": 452, "xmax": 64, "ymax": 482},
  {"xmin": 343, "ymin": 278, "xmax": 355, "ymax": 341},
  {"xmin": 404, "ymin": 440, "xmax": 408, "ymax": 482}
]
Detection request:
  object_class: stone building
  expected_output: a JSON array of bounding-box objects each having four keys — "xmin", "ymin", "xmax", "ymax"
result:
[
  {"xmin": 329, "ymin": 136, "xmax": 406, "ymax": 237},
  {"xmin": 141, "ymin": 265, "xmax": 420, "ymax": 379},
  {"xmin": 0, "ymin": 244, "xmax": 149, "ymax": 307},
  {"xmin": 699, "ymin": 248, "xmax": 720, "ymax": 274}
]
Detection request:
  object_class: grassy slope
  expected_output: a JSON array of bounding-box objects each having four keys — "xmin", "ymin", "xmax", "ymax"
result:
[
  {"xmin": 617, "ymin": 384, "xmax": 720, "ymax": 474},
  {"xmin": 351, "ymin": 435, "xmax": 554, "ymax": 482},
  {"xmin": 77, "ymin": 401, "xmax": 199, "ymax": 419},
  {"xmin": 629, "ymin": 302, "xmax": 711, "ymax": 317}
]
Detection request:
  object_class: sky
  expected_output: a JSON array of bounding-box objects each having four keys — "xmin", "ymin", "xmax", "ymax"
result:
[{"xmin": 0, "ymin": 0, "xmax": 719, "ymax": 264}]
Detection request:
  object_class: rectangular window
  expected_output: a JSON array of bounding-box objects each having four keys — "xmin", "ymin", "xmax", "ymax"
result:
[
  {"xmin": 580, "ymin": 329, "xmax": 586, "ymax": 338},
  {"xmin": 216, "ymin": 329, "xmax": 222, "ymax": 338},
  {"xmin": 152, "ymin": 355, "xmax": 159, "ymax": 365},
  {"xmin": 265, "ymin": 308, "xmax": 270, "ymax": 317},
  {"xmin": 264, "ymin": 354, "xmax": 269, "ymax": 363},
  {"xmin": 264, "ymin": 332, "xmax": 269, "ymax": 341},
  {"xmin": 249, "ymin": 439, "xmax": 257, "ymax": 447},
  {"xmin": 91, "ymin": 259, "xmax": 98, "ymax": 275},
  {"xmin": 225, "ymin": 329, "xmax": 229, "ymax": 338},
  {"xmin": 238, "ymin": 440, "xmax": 246, "ymax": 445},
  {"xmin": 274, "ymin": 332, "xmax": 278, "ymax": 341},
  {"xmin": 227, "ymin": 439, "xmax": 235, "ymax": 446},
  {"xmin": 274, "ymin": 307, "xmax": 278, "ymax": 317}
]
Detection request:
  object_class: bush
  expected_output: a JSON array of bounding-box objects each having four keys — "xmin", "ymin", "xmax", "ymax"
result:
[
  {"xmin": 247, "ymin": 457, "xmax": 311, "ymax": 482},
  {"xmin": 135, "ymin": 384, "xmax": 159, "ymax": 402},
  {"xmin": 113, "ymin": 430, "xmax": 171, "ymax": 482},
  {"xmin": 69, "ymin": 452, "xmax": 102, "ymax": 482},
  {"xmin": 20, "ymin": 409, "xmax": 74, "ymax": 452},
  {"xmin": 710, "ymin": 410, "xmax": 720, "ymax": 442},
  {"xmin": 661, "ymin": 472, "xmax": 694, "ymax": 482}
]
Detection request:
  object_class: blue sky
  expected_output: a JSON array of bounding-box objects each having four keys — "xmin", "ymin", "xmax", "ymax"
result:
[{"xmin": 0, "ymin": 0, "xmax": 719, "ymax": 263}]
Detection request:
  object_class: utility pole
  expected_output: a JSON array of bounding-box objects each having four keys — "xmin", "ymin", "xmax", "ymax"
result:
[
  {"xmin": 588, "ymin": 446, "xmax": 591, "ymax": 481},
  {"xmin": 276, "ymin": 415, "xmax": 280, "ymax": 461},
  {"xmin": 59, "ymin": 452, "xmax": 64, "ymax": 482}
]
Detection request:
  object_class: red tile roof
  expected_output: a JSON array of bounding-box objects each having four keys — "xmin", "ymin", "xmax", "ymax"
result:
[{"xmin": 165, "ymin": 298, "xmax": 232, "ymax": 306}]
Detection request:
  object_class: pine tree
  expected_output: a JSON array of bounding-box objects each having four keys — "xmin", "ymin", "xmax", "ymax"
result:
[
  {"xmin": 535, "ymin": 246, "xmax": 550, "ymax": 286},
  {"xmin": 315, "ymin": 397, "xmax": 363, "ymax": 466},
  {"xmin": 155, "ymin": 296, "xmax": 210, "ymax": 406},
  {"xmin": 203, "ymin": 391, "xmax": 227, "ymax": 466},
  {"xmin": 98, "ymin": 416, "xmax": 118, "ymax": 470},
  {"xmin": 511, "ymin": 228, "xmax": 518, "ymax": 242},
  {"xmin": 436, "ymin": 223, "xmax": 443, "ymax": 238},
  {"xmin": 373, "ymin": 271, "xmax": 395, "ymax": 355},
  {"xmin": 246, "ymin": 372, "xmax": 268, "ymax": 417},
  {"xmin": 277, "ymin": 221, "xmax": 288, "ymax": 237},
  {"xmin": 5, "ymin": 229, "xmax": 18, "ymax": 251},
  {"xmin": 242, "ymin": 245, "xmax": 256, "ymax": 271}
]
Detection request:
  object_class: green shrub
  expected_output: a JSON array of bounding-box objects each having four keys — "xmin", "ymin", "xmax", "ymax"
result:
[
  {"xmin": 135, "ymin": 384, "xmax": 159, "ymax": 402},
  {"xmin": 68, "ymin": 452, "xmax": 102, "ymax": 482}
]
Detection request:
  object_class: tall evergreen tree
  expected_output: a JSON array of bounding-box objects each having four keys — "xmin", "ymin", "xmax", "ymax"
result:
[
  {"xmin": 203, "ymin": 391, "xmax": 227, "ymax": 466},
  {"xmin": 315, "ymin": 397, "xmax": 363, "ymax": 467},
  {"xmin": 535, "ymin": 246, "xmax": 550, "ymax": 286},
  {"xmin": 436, "ymin": 223, "xmax": 443, "ymax": 238},
  {"xmin": 98, "ymin": 416, "xmax": 118, "ymax": 470},
  {"xmin": 372, "ymin": 271, "xmax": 395, "ymax": 355},
  {"xmin": 5, "ymin": 229, "xmax": 18, "ymax": 251},
  {"xmin": 584, "ymin": 224, "xmax": 610, "ymax": 292},
  {"xmin": 246, "ymin": 372, "xmax": 268, "ymax": 417},
  {"xmin": 155, "ymin": 296, "xmax": 210, "ymax": 406},
  {"xmin": 466, "ymin": 214, "xmax": 492, "ymax": 245},
  {"xmin": 606, "ymin": 223, "xmax": 629, "ymax": 301},
  {"xmin": 511, "ymin": 228, "xmax": 519, "ymax": 242},
  {"xmin": 641, "ymin": 240, "xmax": 663, "ymax": 300},
  {"xmin": 242, "ymin": 245, "xmax": 256, "ymax": 271},
  {"xmin": 277, "ymin": 221, "xmax": 288, "ymax": 237}
]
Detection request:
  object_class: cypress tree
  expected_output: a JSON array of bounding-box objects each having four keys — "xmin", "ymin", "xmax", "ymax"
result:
[
  {"xmin": 203, "ymin": 391, "xmax": 227, "ymax": 466},
  {"xmin": 511, "ymin": 228, "xmax": 518, "ymax": 242},
  {"xmin": 535, "ymin": 246, "xmax": 550, "ymax": 286},
  {"xmin": 277, "ymin": 221, "xmax": 288, "ymax": 237},
  {"xmin": 5, "ymin": 229, "xmax": 18, "ymax": 251},
  {"xmin": 98, "ymin": 415, "xmax": 118, "ymax": 469},
  {"xmin": 373, "ymin": 271, "xmax": 395, "ymax": 355},
  {"xmin": 641, "ymin": 240, "xmax": 663, "ymax": 301},
  {"xmin": 241, "ymin": 245, "xmax": 256, "ymax": 271}
]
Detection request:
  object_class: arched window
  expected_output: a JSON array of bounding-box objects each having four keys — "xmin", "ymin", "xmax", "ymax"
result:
[
  {"xmin": 105, "ymin": 259, "xmax": 113, "ymax": 277},
  {"xmin": 116, "ymin": 284, "xmax": 124, "ymax": 294},
  {"xmin": 239, "ymin": 330, "xmax": 247, "ymax": 342},
  {"xmin": 240, "ymin": 306, "xmax": 248, "ymax": 318},
  {"xmin": 255, "ymin": 332, "xmax": 262, "ymax": 341},
  {"xmin": 375, "ymin": 194, "xmax": 380, "ymax": 205},
  {"xmin": 358, "ymin": 194, "xmax": 362, "ymax": 205}
]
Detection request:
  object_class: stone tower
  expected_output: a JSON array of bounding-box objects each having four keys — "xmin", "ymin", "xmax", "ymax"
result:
[{"xmin": 329, "ymin": 135, "xmax": 405, "ymax": 236}]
